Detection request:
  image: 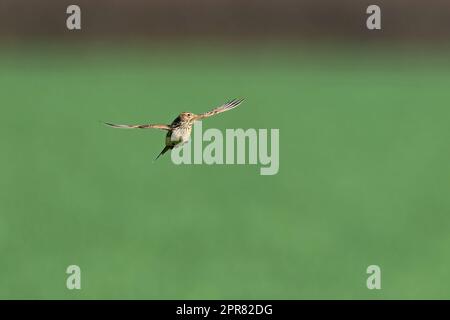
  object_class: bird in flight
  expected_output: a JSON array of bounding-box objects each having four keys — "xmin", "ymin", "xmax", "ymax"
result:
[{"xmin": 105, "ymin": 98, "xmax": 244, "ymax": 160}]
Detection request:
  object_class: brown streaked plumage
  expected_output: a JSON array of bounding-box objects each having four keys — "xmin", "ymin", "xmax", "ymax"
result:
[{"xmin": 104, "ymin": 98, "xmax": 244, "ymax": 160}]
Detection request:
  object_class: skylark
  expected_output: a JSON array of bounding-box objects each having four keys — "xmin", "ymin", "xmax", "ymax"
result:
[{"xmin": 105, "ymin": 98, "xmax": 244, "ymax": 160}]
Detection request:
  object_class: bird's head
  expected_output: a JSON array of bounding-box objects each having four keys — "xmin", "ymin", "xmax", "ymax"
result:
[{"xmin": 179, "ymin": 112, "xmax": 196, "ymax": 122}]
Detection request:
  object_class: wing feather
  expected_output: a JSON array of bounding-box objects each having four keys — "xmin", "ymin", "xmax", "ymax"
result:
[
  {"xmin": 104, "ymin": 122, "xmax": 170, "ymax": 130},
  {"xmin": 195, "ymin": 98, "xmax": 244, "ymax": 120}
]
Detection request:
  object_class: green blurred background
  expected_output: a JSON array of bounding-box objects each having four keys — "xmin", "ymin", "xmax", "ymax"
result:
[{"xmin": 1, "ymin": 0, "xmax": 450, "ymax": 299}]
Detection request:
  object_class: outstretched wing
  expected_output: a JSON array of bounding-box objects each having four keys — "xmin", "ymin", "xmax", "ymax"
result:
[
  {"xmin": 104, "ymin": 122, "xmax": 171, "ymax": 130},
  {"xmin": 194, "ymin": 98, "xmax": 244, "ymax": 120}
]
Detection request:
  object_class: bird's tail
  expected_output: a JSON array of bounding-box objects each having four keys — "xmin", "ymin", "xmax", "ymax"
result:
[{"xmin": 155, "ymin": 146, "xmax": 172, "ymax": 161}]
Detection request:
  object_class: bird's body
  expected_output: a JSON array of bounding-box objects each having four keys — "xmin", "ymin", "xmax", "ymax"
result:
[
  {"xmin": 156, "ymin": 116, "xmax": 194, "ymax": 159},
  {"xmin": 105, "ymin": 98, "xmax": 244, "ymax": 160},
  {"xmin": 168, "ymin": 115, "xmax": 194, "ymax": 146}
]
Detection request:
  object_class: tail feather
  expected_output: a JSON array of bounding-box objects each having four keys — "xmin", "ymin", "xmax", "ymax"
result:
[{"xmin": 155, "ymin": 146, "xmax": 172, "ymax": 160}]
